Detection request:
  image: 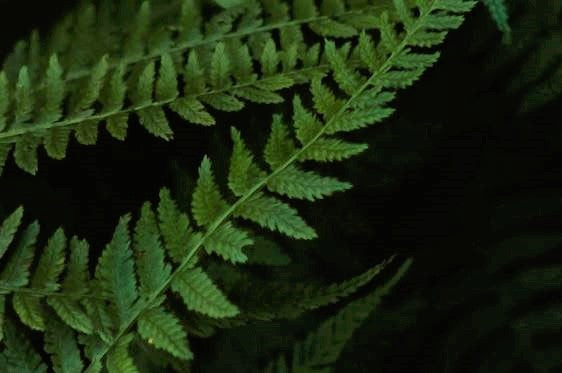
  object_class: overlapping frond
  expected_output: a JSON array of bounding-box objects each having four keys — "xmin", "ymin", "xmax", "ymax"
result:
[
  {"xmin": 79, "ymin": 0, "xmax": 472, "ymax": 369},
  {"xmin": 0, "ymin": 202, "xmax": 235, "ymax": 370},
  {"xmin": 179, "ymin": 255, "xmax": 396, "ymax": 333},
  {"xmin": 0, "ymin": 0, "xmax": 405, "ymax": 175},
  {"xmin": 264, "ymin": 258, "xmax": 412, "ymax": 373},
  {"xmin": 0, "ymin": 0, "xmax": 474, "ymax": 370},
  {"xmin": 481, "ymin": 0, "xmax": 511, "ymax": 43}
]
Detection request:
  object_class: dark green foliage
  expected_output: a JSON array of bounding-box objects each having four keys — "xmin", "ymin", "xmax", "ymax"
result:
[{"xmin": 0, "ymin": 0, "xmax": 479, "ymax": 371}]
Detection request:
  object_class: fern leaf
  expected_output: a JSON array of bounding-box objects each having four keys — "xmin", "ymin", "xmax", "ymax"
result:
[
  {"xmin": 0, "ymin": 206, "xmax": 24, "ymax": 260},
  {"xmin": 171, "ymin": 266, "xmax": 239, "ymax": 318},
  {"xmin": 289, "ymin": 259, "xmax": 412, "ymax": 371},
  {"xmin": 14, "ymin": 66, "xmax": 33, "ymax": 124},
  {"xmin": 234, "ymin": 193, "xmax": 317, "ymax": 239},
  {"xmin": 310, "ymin": 76, "xmax": 344, "ymax": 120},
  {"xmin": 105, "ymin": 113, "xmax": 129, "ymax": 140},
  {"xmin": 201, "ymin": 93, "xmax": 244, "ymax": 111},
  {"xmin": 183, "ymin": 49, "xmax": 206, "ymax": 94},
  {"xmin": 192, "ymin": 156, "xmax": 228, "ymax": 227},
  {"xmin": 233, "ymin": 86, "xmax": 284, "ymax": 104},
  {"xmin": 210, "ymin": 42, "xmax": 231, "ymax": 88},
  {"xmin": 74, "ymin": 121, "xmax": 99, "ymax": 145},
  {"xmin": 14, "ymin": 1, "xmax": 474, "ymax": 369},
  {"xmin": 47, "ymin": 237, "xmax": 93, "ymax": 334},
  {"xmin": 264, "ymin": 114, "xmax": 297, "ymax": 169},
  {"xmin": 0, "ymin": 221, "xmax": 39, "ymax": 289},
  {"xmin": 156, "ymin": 53, "xmax": 179, "ymax": 101},
  {"xmin": 137, "ymin": 306, "xmax": 192, "ymax": 360},
  {"xmin": 12, "ymin": 228, "xmax": 66, "ymax": 331},
  {"xmin": 204, "ymin": 221, "xmax": 251, "ymax": 263},
  {"xmin": 228, "ymin": 127, "xmax": 266, "ymax": 196},
  {"xmin": 244, "ymin": 235, "xmax": 291, "ymax": 266},
  {"xmin": 105, "ymin": 333, "xmax": 139, "ymax": 373},
  {"xmin": 218, "ymin": 256, "xmax": 396, "ymax": 325},
  {"xmin": 134, "ymin": 202, "xmax": 172, "ymax": 297},
  {"xmin": 169, "ymin": 97, "xmax": 215, "ymax": 126},
  {"xmin": 37, "ymin": 54, "xmax": 65, "ymax": 125},
  {"xmin": 299, "ymin": 138, "xmax": 368, "ymax": 162},
  {"xmin": 157, "ymin": 188, "xmax": 193, "ymax": 263},
  {"xmin": 44, "ymin": 319, "xmax": 84, "ymax": 373},
  {"xmin": 0, "ymin": 0, "xmax": 413, "ymax": 175},
  {"xmin": 134, "ymin": 61, "xmax": 156, "ymax": 105},
  {"xmin": 324, "ymin": 40, "xmax": 365, "ymax": 95},
  {"xmin": 101, "ymin": 63, "xmax": 127, "ymax": 114},
  {"xmin": 267, "ymin": 165, "xmax": 351, "ymax": 201},
  {"xmin": 482, "ymin": 0, "xmax": 511, "ymax": 42},
  {"xmin": 292, "ymin": 95, "xmax": 323, "ymax": 145},
  {"xmin": 61, "ymin": 237, "xmax": 90, "ymax": 294},
  {"xmin": 260, "ymin": 38, "xmax": 280, "ymax": 76},
  {"xmin": 137, "ymin": 107, "xmax": 174, "ymax": 140},
  {"xmin": 0, "ymin": 321, "xmax": 47, "ymax": 373},
  {"xmin": 14, "ymin": 134, "xmax": 40, "ymax": 174},
  {"xmin": 94, "ymin": 214, "xmax": 138, "ymax": 326},
  {"xmin": 12, "ymin": 293, "xmax": 45, "ymax": 331},
  {"xmin": 123, "ymin": 1, "xmax": 151, "ymax": 59},
  {"xmin": 48, "ymin": 298, "xmax": 94, "ymax": 335},
  {"xmin": 32, "ymin": 228, "xmax": 66, "ymax": 292},
  {"xmin": 71, "ymin": 56, "xmax": 109, "ymax": 115}
]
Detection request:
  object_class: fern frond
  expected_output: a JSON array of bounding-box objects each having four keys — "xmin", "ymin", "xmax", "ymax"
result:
[
  {"xmin": 78, "ymin": 0, "xmax": 474, "ymax": 368},
  {"xmin": 0, "ymin": 0, "xmax": 473, "ymax": 369},
  {"xmin": 137, "ymin": 306, "xmax": 193, "ymax": 360},
  {"xmin": 481, "ymin": 0, "xmax": 511, "ymax": 43},
  {"xmin": 184, "ymin": 255, "xmax": 397, "ymax": 332},
  {"xmin": 44, "ymin": 318, "xmax": 84, "ymax": 373},
  {"xmin": 0, "ymin": 0, "xmax": 404, "ymax": 175},
  {"xmin": 0, "ymin": 321, "xmax": 47, "ymax": 372},
  {"xmin": 264, "ymin": 258, "xmax": 412, "ymax": 372}
]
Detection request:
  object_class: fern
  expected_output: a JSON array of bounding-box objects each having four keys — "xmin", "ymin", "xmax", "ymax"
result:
[
  {"xmin": 264, "ymin": 258, "xmax": 412, "ymax": 373},
  {"xmin": 0, "ymin": 194, "xmax": 395, "ymax": 370},
  {"xmin": 0, "ymin": 0, "xmax": 475, "ymax": 370},
  {"xmin": 0, "ymin": 0, "xmax": 404, "ymax": 175},
  {"xmin": 178, "ymin": 255, "xmax": 396, "ymax": 333},
  {"xmin": 481, "ymin": 0, "xmax": 511, "ymax": 43}
]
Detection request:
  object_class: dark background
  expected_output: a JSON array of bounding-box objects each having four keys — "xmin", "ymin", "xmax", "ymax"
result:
[{"xmin": 0, "ymin": 0, "xmax": 561, "ymax": 372}]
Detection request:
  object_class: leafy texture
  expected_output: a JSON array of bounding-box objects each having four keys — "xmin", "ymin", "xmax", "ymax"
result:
[
  {"xmin": 0, "ymin": 0, "xmax": 474, "ymax": 370},
  {"xmin": 264, "ymin": 258, "xmax": 412, "ymax": 372},
  {"xmin": 0, "ymin": 0, "xmax": 406, "ymax": 175}
]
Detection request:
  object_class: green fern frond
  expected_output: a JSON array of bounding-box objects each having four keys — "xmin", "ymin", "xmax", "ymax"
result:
[
  {"xmin": 79, "ymin": 0, "xmax": 473, "ymax": 368},
  {"xmin": 264, "ymin": 258, "xmax": 412, "ymax": 373},
  {"xmin": 481, "ymin": 0, "xmax": 511, "ymax": 43},
  {"xmin": 182, "ymin": 255, "xmax": 397, "ymax": 333},
  {"xmin": 0, "ymin": 321, "xmax": 47, "ymax": 372},
  {"xmin": 0, "ymin": 0, "xmax": 403, "ymax": 175},
  {"xmin": 0, "ymin": 0, "xmax": 474, "ymax": 369}
]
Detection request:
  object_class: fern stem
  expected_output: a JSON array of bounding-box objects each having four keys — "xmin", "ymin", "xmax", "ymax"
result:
[
  {"xmin": 85, "ymin": 1, "xmax": 446, "ymax": 369},
  {"xmin": 0, "ymin": 60, "xmax": 366, "ymax": 142}
]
